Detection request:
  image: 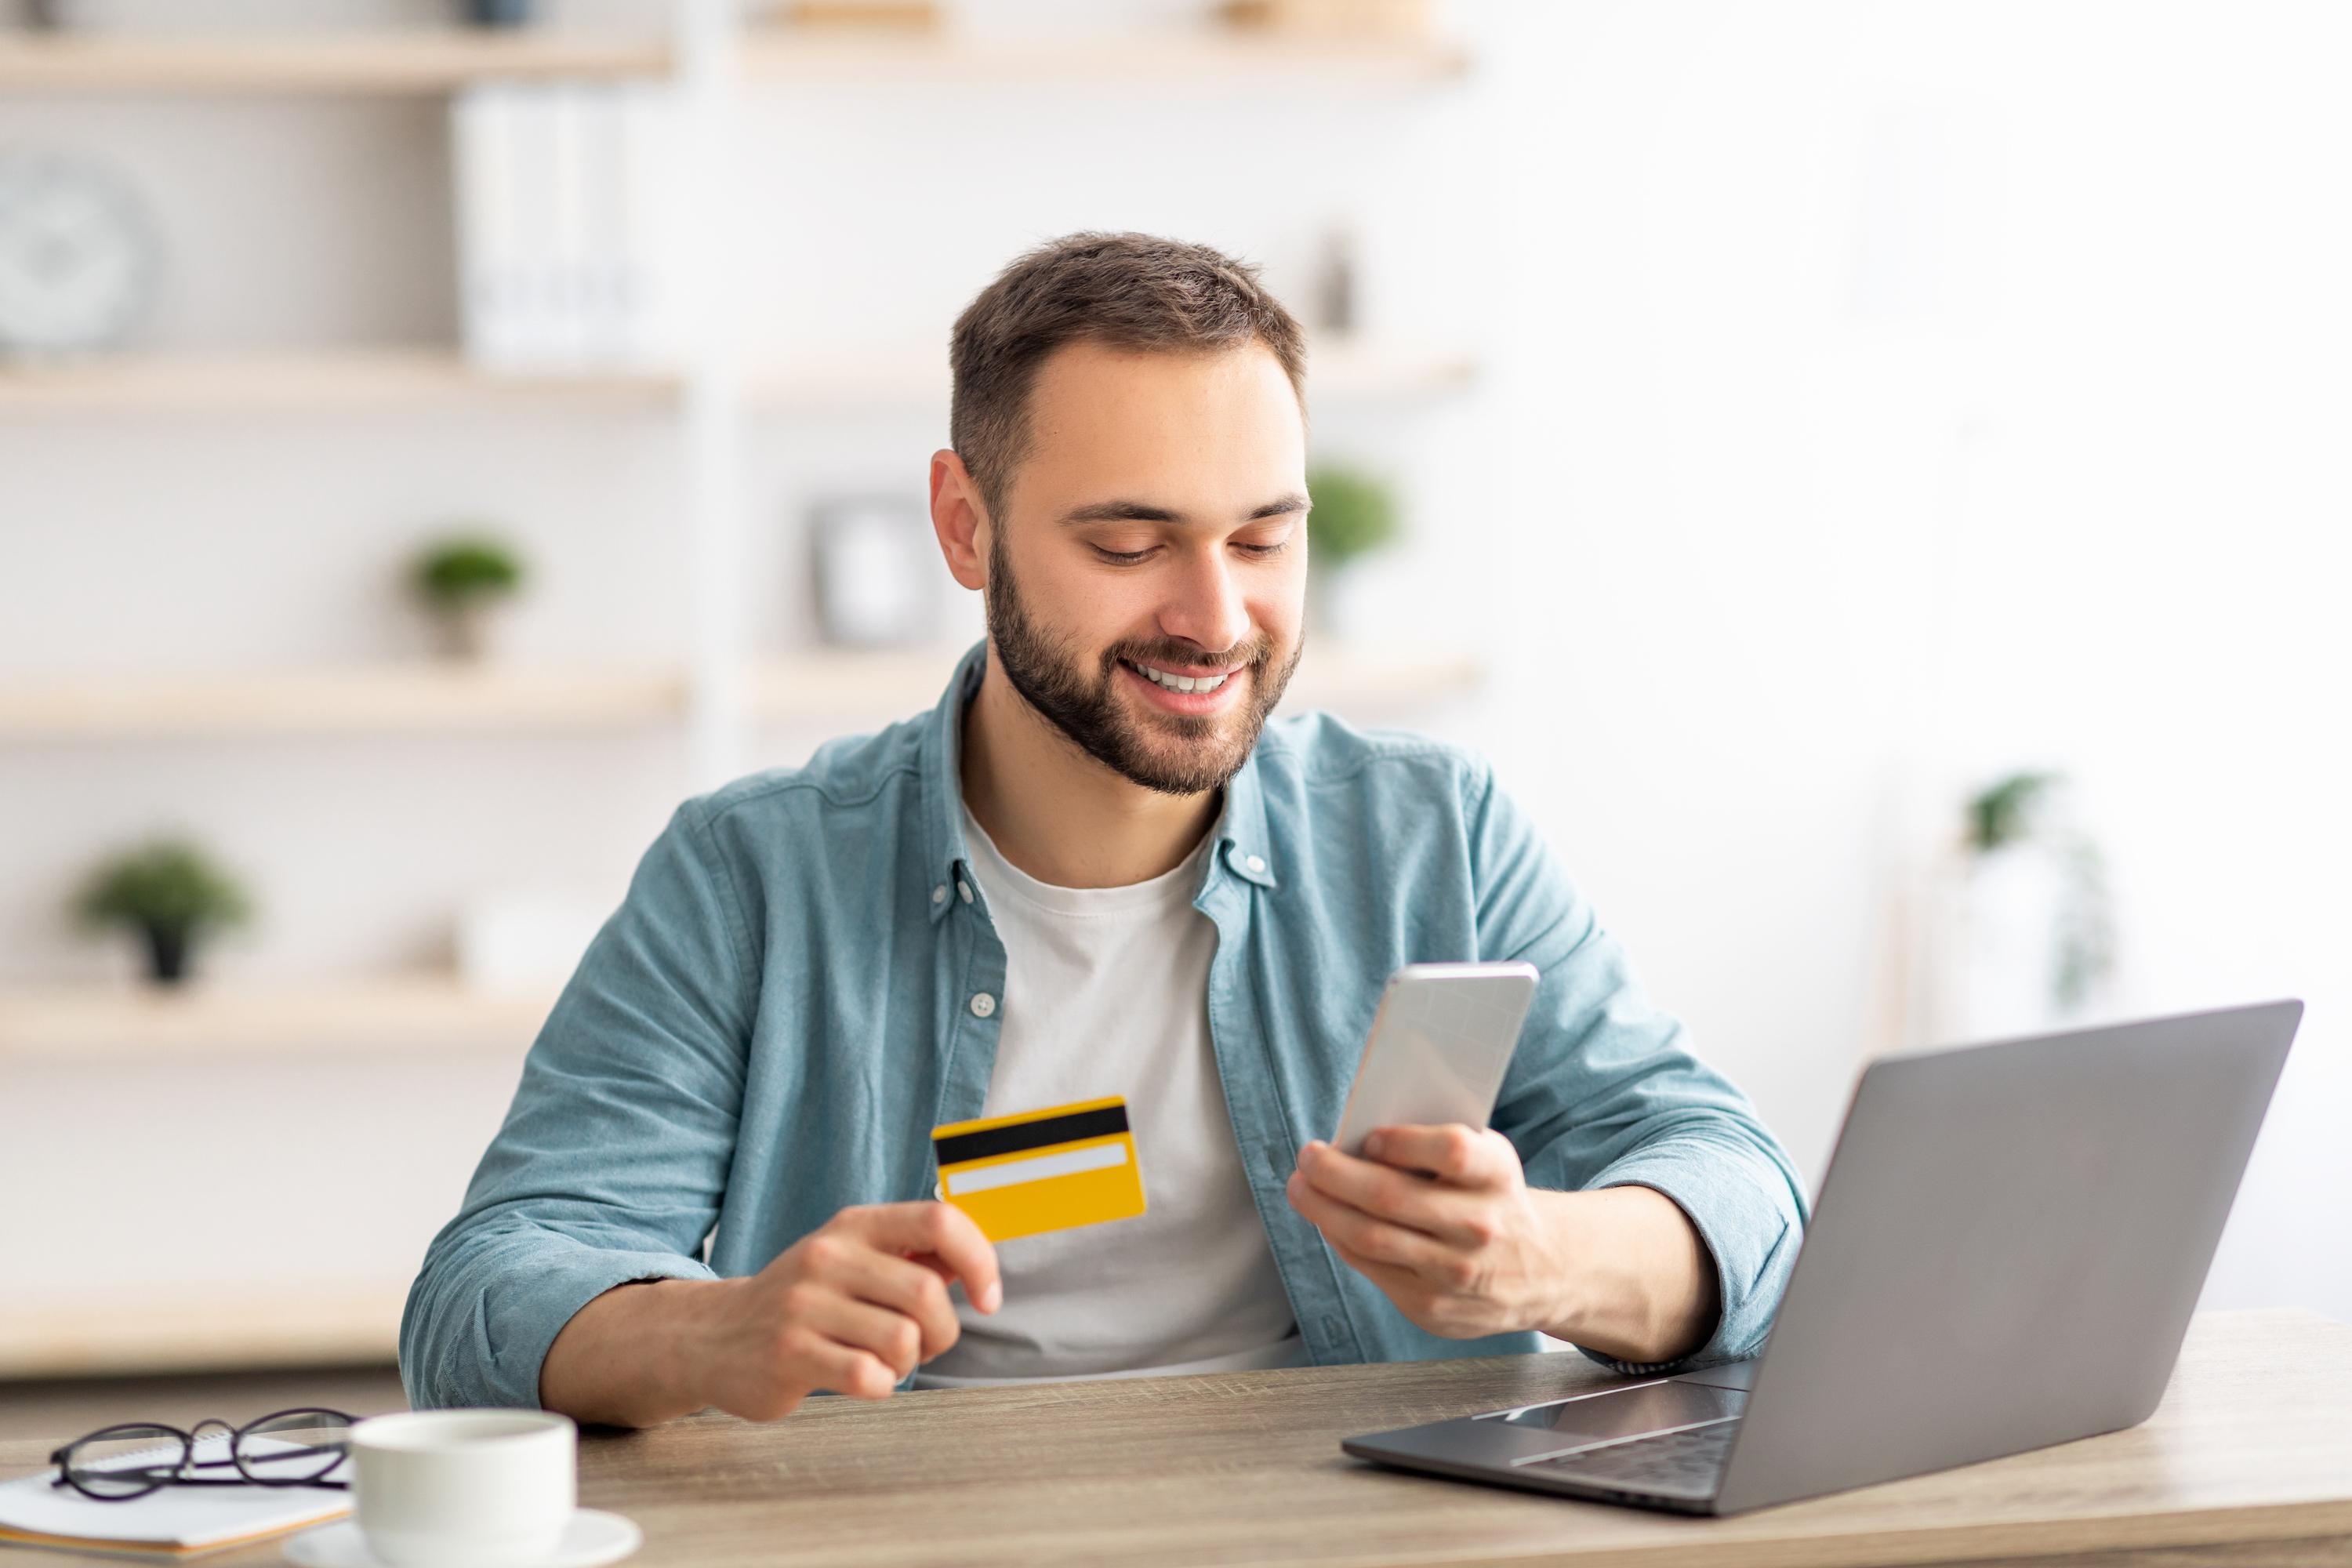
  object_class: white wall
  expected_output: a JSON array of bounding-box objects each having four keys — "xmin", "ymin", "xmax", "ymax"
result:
[
  {"xmin": 1465, "ymin": 0, "xmax": 2352, "ymax": 1317},
  {"xmin": 3, "ymin": 0, "xmax": 2346, "ymax": 1333},
  {"xmin": 0, "ymin": 0, "xmax": 1498, "ymax": 1314}
]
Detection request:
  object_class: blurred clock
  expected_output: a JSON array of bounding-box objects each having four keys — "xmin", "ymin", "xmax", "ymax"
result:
[{"xmin": 0, "ymin": 151, "xmax": 162, "ymax": 360}]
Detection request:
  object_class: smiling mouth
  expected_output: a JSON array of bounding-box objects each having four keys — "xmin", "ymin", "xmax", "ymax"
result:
[{"xmin": 1122, "ymin": 658, "xmax": 1243, "ymax": 695}]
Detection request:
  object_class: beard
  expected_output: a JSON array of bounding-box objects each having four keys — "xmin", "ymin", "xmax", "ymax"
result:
[{"xmin": 984, "ymin": 529, "xmax": 1302, "ymax": 797}]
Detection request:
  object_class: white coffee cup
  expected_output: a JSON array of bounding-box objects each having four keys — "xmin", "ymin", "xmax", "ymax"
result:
[{"xmin": 349, "ymin": 1410, "xmax": 576, "ymax": 1568}]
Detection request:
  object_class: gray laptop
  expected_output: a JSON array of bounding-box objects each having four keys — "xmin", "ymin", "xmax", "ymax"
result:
[{"xmin": 1343, "ymin": 1000, "xmax": 2303, "ymax": 1515}]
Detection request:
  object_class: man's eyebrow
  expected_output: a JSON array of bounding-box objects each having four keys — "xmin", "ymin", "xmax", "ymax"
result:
[{"xmin": 1058, "ymin": 492, "xmax": 1310, "ymax": 526}]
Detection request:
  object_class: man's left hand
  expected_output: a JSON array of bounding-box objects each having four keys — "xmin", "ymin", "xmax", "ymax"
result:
[{"xmin": 1285, "ymin": 1124, "xmax": 1566, "ymax": 1340}]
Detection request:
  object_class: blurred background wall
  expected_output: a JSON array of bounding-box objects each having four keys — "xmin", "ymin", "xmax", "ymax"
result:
[{"xmin": 1, "ymin": 0, "xmax": 2344, "ymax": 1380}]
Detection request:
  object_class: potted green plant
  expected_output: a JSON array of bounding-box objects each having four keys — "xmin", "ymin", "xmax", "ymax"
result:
[
  {"xmin": 1304, "ymin": 464, "xmax": 1399, "ymax": 633},
  {"xmin": 1961, "ymin": 770, "xmax": 2114, "ymax": 1015},
  {"xmin": 412, "ymin": 532, "xmax": 526, "ymax": 660},
  {"xmin": 463, "ymin": 0, "xmax": 536, "ymax": 25},
  {"xmin": 74, "ymin": 837, "xmax": 252, "ymax": 986}
]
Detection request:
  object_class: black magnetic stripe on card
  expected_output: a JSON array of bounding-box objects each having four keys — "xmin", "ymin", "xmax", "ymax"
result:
[{"xmin": 933, "ymin": 1103, "xmax": 1130, "ymax": 1167}]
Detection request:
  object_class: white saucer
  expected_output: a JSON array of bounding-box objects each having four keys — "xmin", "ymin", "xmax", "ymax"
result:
[{"xmin": 283, "ymin": 1509, "xmax": 641, "ymax": 1568}]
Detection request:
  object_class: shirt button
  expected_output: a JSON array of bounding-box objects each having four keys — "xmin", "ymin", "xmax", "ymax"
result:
[
  {"xmin": 969, "ymin": 992, "xmax": 996, "ymax": 1018},
  {"xmin": 931, "ymin": 885, "xmax": 947, "ymax": 906},
  {"xmin": 958, "ymin": 880, "xmax": 974, "ymax": 904},
  {"xmin": 1245, "ymin": 853, "xmax": 1267, "ymax": 873}
]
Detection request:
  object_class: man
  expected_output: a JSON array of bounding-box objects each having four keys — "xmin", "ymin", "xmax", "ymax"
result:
[{"xmin": 401, "ymin": 233, "xmax": 1806, "ymax": 1426}]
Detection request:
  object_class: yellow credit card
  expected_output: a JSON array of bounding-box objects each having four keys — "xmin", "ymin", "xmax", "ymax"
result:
[{"xmin": 932, "ymin": 1095, "xmax": 1146, "ymax": 1243}]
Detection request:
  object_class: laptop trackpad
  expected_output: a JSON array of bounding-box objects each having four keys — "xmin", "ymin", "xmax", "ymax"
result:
[{"xmin": 1494, "ymin": 1380, "xmax": 1745, "ymax": 1440}]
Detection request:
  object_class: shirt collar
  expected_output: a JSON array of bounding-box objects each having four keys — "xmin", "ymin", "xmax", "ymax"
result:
[
  {"xmin": 917, "ymin": 640, "xmax": 1281, "ymax": 924},
  {"xmin": 918, "ymin": 643, "xmax": 988, "ymax": 924},
  {"xmin": 1212, "ymin": 724, "xmax": 1279, "ymax": 890}
]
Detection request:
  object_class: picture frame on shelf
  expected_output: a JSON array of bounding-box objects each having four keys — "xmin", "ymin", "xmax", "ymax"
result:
[{"xmin": 809, "ymin": 494, "xmax": 942, "ymax": 648}]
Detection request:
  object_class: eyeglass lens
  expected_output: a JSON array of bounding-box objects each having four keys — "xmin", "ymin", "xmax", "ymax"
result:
[
  {"xmin": 234, "ymin": 1410, "xmax": 353, "ymax": 1486},
  {"xmin": 63, "ymin": 1425, "xmax": 187, "ymax": 1499}
]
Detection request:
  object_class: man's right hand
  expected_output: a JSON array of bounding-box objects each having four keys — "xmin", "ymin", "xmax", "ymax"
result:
[
  {"xmin": 538, "ymin": 1201, "xmax": 1000, "ymax": 1428},
  {"xmin": 700, "ymin": 1202, "xmax": 1002, "ymax": 1420}
]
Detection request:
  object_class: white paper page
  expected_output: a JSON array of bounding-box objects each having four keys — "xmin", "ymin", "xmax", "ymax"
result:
[{"xmin": 0, "ymin": 1435, "xmax": 350, "ymax": 1549}]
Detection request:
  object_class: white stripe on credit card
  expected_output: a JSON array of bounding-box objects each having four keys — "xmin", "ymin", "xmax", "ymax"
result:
[{"xmin": 944, "ymin": 1140, "xmax": 1128, "ymax": 1196}]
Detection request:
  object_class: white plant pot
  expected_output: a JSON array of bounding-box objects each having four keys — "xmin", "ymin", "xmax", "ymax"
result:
[
  {"xmin": 1956, "ymin": 845, "xmax": 2068, "ymax": 1039},
  {"xmin": 430, "ymin": 599, "xmax": 510, "ymax": 662}
]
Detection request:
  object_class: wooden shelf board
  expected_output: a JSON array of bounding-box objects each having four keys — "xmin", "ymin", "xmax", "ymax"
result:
[
  {"xmin": 0, "ymin": 648, "xmax": 1479, "ymax": 743},
  {"xmin": 0, "ymin": 977, "xmax": 559, "ymax": 1059},
  {"xmin": 746, "ymin": 647, "xmax": 977, "ymax": 720},
  {"xmin": 0, "ymin": 26, "xmax": 1460, "ymax": 96},
  {"xmin": 0, "ymin": 663, "xmax": 688, "ymax": 741},
  {"xmin": 741, "ymin": 28, "xmax": 1468, "ymax": 85},
  {"xmin": 0, "ymin": 349, "xmax": 682, "ymax": 415},
  {"xmin": 0, "ymin": 1286, "xmax": 403, "ymax": 1378},
  {"xmin": 1309, "ymin": 343, "xmax": 1479, "ymax": 399},
  {"xmin": 751, "ymin": 342, "xmax": 1475, "ymax": 409},
  {"xmin": 0, "ymin": 29, "xmax": 671, "ymax": 94},
  {"xmin": 0, "ymin": 345, "xmax": 1463, "ymax": 416}
]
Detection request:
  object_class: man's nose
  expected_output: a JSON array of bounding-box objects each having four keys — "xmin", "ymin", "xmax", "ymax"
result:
[{"xmin": 1158, "ymin": 546, "xmax": 1251, "ymax": 657}]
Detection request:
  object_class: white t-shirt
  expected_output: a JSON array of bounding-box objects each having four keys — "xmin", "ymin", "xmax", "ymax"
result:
[{"xmin": 911, "ymin": 808, "xmax": 1304, "ymax": 1387}]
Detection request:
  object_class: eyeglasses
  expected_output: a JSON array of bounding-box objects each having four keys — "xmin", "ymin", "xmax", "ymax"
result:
[{"xmin": 48, "ymin": 1408, "xmax": 355, "ymax": 1503}]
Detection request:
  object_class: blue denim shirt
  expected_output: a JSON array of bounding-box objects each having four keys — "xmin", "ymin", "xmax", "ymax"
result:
[{"xmin": 401, "ymin": 644, "xmax": 1808, "ymax": 1410}]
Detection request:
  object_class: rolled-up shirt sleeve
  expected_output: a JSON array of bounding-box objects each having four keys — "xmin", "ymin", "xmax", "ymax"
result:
[
  {"xmin": 1470, "ymin": 764, "xmax": 1809, "ymax": 1374},
  {"xmin": 400, "ymin": 802, "xmax": 757, "ymax": 1410}
]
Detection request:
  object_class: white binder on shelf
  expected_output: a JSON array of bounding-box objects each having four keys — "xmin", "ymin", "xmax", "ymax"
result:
[
  {"xmin": 610, "ymin": 82, "xmax": 685, "ymax": 369},
  {"xmin": 453, "ymin": 81, "xmax": 682, "ymax": 375},
  {"xmin": 452, "ymin": 85, "xmax": 527, "ymax": 370}
]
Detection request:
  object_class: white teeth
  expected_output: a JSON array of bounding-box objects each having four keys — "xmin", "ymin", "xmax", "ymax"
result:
[{"xmin": 1132, "ymin": 661, "xmax": 1232, "ymax": 695}]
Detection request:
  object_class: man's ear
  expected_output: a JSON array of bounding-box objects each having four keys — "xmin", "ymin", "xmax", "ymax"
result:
[{"xmin": 929, "ymin": 449, "xmax": 990, "ymax": 592}]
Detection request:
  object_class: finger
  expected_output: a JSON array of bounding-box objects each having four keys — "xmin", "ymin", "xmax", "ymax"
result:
[
  {"xmin": 829, "ymin": 1247, "xmax": 963, "ymax": 1361},
  {"xmin": 846, "ymin": 1202, "xmax": 1003, "ymax": 1313},
  {"xmin": 1295, "ymin": 1141, "xmax": 1495, "ymax": 1245},
  {"xmin": 1286, "ymin": 1167, "xmax": 1465, "ymax": 1279},
  {"xmin": 1361, "ymin": 1123, "xmax": 1512, "ymax": 1185},
  {"xmin": 1325, "ymin": 1240, "xmax": 1481, "ymax": 1338},
  {"xmin": 1329, "ymin": 1237, "xmax": 1424, "ymax": 1299},
  {"xmin": 797, "ymin": 1293, "xmax": 926, "ymax": 1381},
  {"xmin": 788, "ymin": 1329, "xmax": 900, "ymax": 1402}
]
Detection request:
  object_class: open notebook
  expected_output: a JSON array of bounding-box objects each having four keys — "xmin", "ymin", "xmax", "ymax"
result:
[{"xmin": 0, "ymin": 1434, "xmax": 350, "ymax": 1561}]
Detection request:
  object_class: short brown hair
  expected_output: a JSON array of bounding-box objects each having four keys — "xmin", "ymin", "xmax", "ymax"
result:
[{"xmin": 949, "ymin": 231, "xmax": 1308, "ymax": 521}]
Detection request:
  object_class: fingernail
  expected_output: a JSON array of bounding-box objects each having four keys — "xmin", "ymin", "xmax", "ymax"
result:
[
  {"xmin": 982, "ymin": 1280, "xmax": 1003, "ymax": 1312},
  {"xmin": 1365, "ymin": 1133, "xmax": 1386, "ymax": 1160}
]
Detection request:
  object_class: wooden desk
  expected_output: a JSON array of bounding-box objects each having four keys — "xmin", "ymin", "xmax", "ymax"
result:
[{"xmin": 4, "ymin": 1309, "xmax": 2349, "ymax": 1566}]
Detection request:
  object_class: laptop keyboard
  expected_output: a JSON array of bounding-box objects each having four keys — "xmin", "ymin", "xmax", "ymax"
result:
[{"xmin": 1525, "ymin": 1419, "xmax": 1738, "ymax": 1491}]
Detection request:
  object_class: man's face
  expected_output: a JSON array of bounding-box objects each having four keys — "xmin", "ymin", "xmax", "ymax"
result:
[{"xmin": 982, "ymin": 340, "xmax": 1308, "ymax": 797}]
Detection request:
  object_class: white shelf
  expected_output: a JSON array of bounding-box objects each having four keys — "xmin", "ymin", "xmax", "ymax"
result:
[
  {"xmin": 0, "ymin": 977, "xmax": 558, "ymax": 1060},
  {"xmin": 0, "ymin": 1285, "xmax": 404, "ymax": 1377},
  {"xmin": 0, "ymin": 663, "xmax": 687, "ymax": 741},
  {"xmin": 0, "ymin": 349, "xmax": 683, "ymax": 416},
  {"xmin": 0, "ymin": 29, "xmax": 671, "ymax": 94}
]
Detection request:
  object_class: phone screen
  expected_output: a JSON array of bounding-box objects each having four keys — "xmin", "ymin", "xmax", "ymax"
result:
[{"xmin": 1332, "ymin": 963, "xmax": 1539, "ymax": 1156}]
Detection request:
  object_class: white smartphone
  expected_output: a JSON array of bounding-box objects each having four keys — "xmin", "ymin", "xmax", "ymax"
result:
[{"xmin": 1330, "ymin": 961, "xmax": 1541, "ymax": 1158}]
